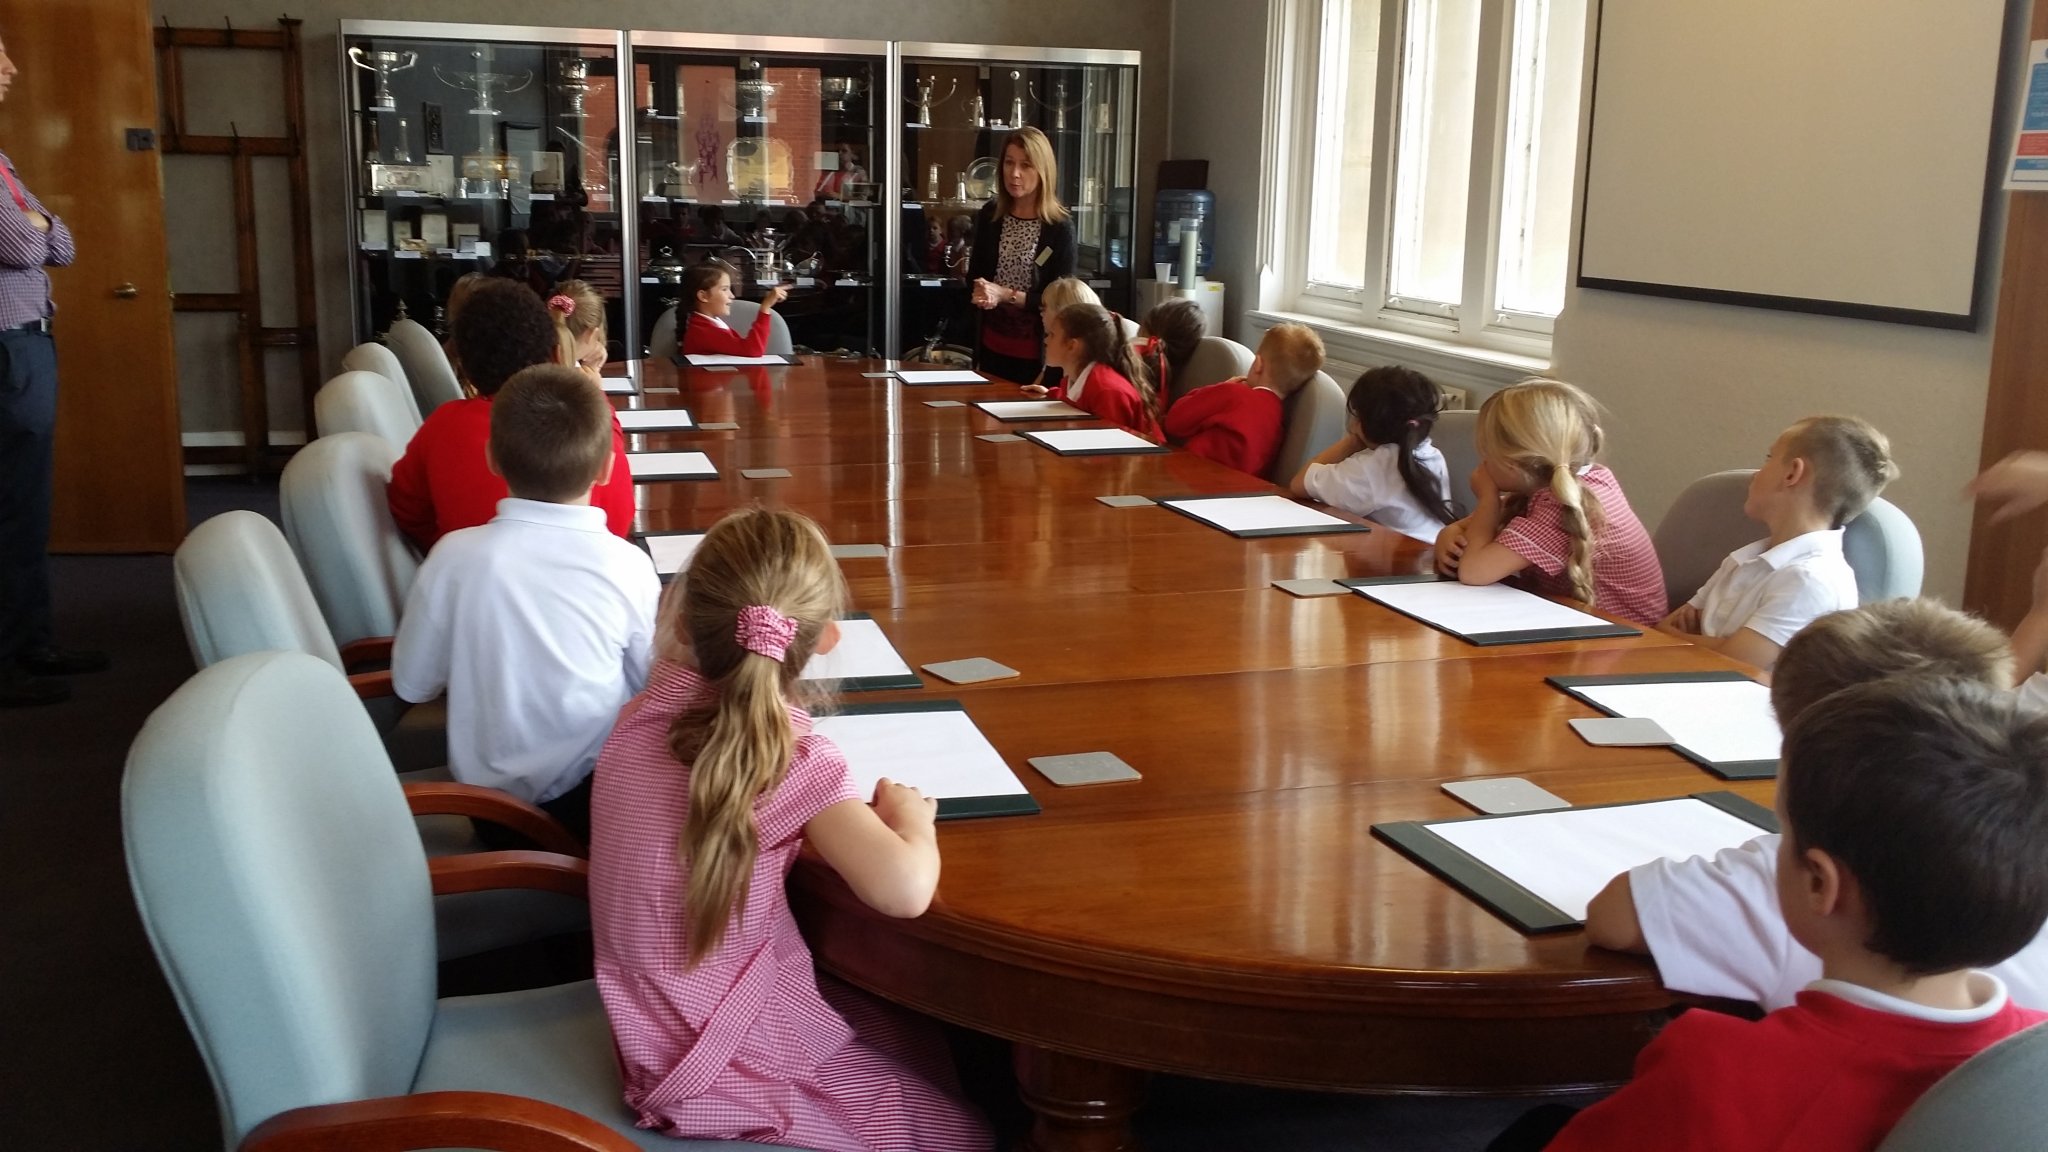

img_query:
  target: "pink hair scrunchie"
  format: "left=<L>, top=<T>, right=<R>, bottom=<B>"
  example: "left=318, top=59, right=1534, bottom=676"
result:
left=734, top=605, right=800, bottom=662
left=547, top=293, right=576, bottom=317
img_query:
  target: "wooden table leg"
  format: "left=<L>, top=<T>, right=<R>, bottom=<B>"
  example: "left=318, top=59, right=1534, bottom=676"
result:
left=1013, top=1044, right=1146, bottom=1152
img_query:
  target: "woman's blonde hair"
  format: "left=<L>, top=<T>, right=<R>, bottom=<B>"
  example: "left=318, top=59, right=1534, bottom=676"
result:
left=995, top=126, right=1069, bottom=225
left=548, top=278, right=607, bottom=369
left=1039, top=276, right=1099, bottom=317
left=1476, top=378, right=1607, bottom=606
left=664, top=508, right=845, bottom=966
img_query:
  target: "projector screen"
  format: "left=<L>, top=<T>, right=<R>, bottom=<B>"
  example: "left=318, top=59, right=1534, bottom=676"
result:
left=1576, top=0, right=2009, bottom=329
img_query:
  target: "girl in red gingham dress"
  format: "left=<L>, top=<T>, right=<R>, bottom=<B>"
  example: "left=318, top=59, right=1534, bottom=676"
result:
left=589, top=508, right=992, bottom=1152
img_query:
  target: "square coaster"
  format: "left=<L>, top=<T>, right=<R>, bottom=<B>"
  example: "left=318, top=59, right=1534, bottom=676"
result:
left=643, top=387, right=681, bottom=395
left=977, top=433, right=1025, bottom=444
left=1272, top=578, right=1351, bottom=597
left=861, top=371, right=896, bottom=378
left=830, top=543, right=888, bottom=559
left=921, top=657, right=1019, bottom=685
left=1029, top=751, right=1142, bottom=786
left=924, top=400, right=967, bottom=408
left=741, top=468, right=793, bottom=479
left=698, top=421, right=740, bottom=430
left=1095, top=494, right=1156, bottom=508
left=1569, top=717, right=1678, bottom=747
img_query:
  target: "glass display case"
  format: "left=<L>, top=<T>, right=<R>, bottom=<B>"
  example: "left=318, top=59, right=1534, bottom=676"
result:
left=628, top=34, right=890, bottom=358
left=341, top=23, right=630, bottom=361
left=896, top=44, right=1140, bottom=363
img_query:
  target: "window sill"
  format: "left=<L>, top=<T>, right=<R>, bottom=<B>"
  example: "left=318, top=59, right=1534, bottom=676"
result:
left=1246, top=309, right=1550, bottom=405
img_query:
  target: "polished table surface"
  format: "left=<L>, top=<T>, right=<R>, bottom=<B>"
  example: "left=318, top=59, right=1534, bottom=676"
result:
left=611, top=357, right=1769, bottom=1149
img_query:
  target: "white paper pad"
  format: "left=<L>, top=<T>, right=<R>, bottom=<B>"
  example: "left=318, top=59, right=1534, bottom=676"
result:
left=598, top=376, right=636, bottom=394
left=1571, top=680, right=1781, bottom=765
left=683, top=353, right=789, bottom=366
left=645, top=534, right=705, bottom=576
left=895, top=369, right=987, bottom=384
left=615, top=408, right=696, bottom=431
left=811, top=709, right=1033, bottom=804
left=1165, top=495, right=1354, bottom=534
left=1024, top=428, right=1161, bottom=453
left=1427, top=798, right=1772, bottom=921
left=974, top=400, right=1090, bottom=420
left=802, top=618, right=915, bottom=683
left=1351, top=581, right=1616, bottom=637
left=626, top=451, right=717, bottom=479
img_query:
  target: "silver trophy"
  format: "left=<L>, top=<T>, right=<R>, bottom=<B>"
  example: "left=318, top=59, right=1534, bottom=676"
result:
left=820, top=76, right=864, bottom=113
left=907, top=77, right=955, bottom=129
left=966, top=91, right=987, bottom=129
left=1031, top=79, right=1083, bottom=133
left=348, top=47, right=417, bottom=113
left=734, top=77, right=777, bottom=121
left=1007, top=71, right=1026, bottom=129
left=554, top=57, right=591, bottom=119
left=434, top=48, right=532, bottom=119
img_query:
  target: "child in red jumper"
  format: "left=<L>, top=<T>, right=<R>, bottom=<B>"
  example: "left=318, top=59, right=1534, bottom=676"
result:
left=679, top=263, right=788, bottom=358
left=1031, top=303, right=1162, bottom=442
left=1494, top=677, right=2048, bottom=1152
left=1163, top=323, right=1323, bottom=478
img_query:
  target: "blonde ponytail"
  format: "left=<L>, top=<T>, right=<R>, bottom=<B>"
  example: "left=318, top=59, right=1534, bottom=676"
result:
left=1548, top=465, right=1600, bottom=606
left=1477, top=378, right=1608, bottom=606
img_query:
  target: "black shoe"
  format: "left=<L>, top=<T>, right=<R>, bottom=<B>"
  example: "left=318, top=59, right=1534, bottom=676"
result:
left=0, top=669, right=69, bottom=707
left=17, top=645, right=110, bottom=676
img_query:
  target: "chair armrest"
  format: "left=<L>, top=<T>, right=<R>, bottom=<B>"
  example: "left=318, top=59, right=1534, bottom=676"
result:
left=339, top=635, right=396, bottom=670
left=350, top=669, right=397, bottom=700
left=403, top=781, right=587, bottom=857
left=240, top=1090, right=636, bottom=1151
left=429, top=851, right=589, bottom=901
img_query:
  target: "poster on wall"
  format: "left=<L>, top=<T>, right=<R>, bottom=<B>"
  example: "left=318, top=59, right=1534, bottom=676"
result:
left=2006, top=40, right=2048, bottom=190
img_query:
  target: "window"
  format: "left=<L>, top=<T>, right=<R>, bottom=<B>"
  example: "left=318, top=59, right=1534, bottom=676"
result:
left=1277, top=0, right=1588, bottom=349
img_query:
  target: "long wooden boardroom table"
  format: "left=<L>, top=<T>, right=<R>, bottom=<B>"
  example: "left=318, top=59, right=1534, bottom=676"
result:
left=611, top=355, right=1773, bottom=1152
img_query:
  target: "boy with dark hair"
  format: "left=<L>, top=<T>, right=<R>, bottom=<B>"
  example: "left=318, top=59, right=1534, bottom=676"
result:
left=393, top=365, right=660, bottom=841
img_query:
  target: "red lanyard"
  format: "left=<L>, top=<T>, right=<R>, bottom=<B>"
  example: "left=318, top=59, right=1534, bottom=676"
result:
left=0, top=162, right=29, bottom=213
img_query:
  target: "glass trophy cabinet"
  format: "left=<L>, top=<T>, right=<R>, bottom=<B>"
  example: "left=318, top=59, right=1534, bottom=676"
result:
left=896, top=44, right=1140, bottom=362
left=341, top=22, right=630, bottom=362
left=628, top=34, right=890, bottom=358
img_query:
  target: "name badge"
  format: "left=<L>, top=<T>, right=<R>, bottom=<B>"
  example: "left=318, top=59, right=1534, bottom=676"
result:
left=1035, top=246, right=1052, bottom=267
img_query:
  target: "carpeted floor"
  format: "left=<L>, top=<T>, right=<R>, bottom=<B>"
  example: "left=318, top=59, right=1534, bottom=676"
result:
left=0, top=476, right=1594, bottom=1151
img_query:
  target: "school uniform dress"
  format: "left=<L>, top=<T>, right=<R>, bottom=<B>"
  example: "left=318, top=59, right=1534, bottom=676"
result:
left=386, top=396, right=637, bottom=552
left=1628, top=835, right=2048, bottom=1012
left=1163, top=379, right=1285, bottom=478
left=1300, top=439, right=1452, bottom=543
left=1049, top=362, right=1162, bottom=442
left=1547, top=975, right=2047, bottom=1152
left=392, top=499, right=659, bottom=824
left=1688, top=528, right=1859, bottom=644
left=1495, top=464, right=1667, bottom=625
left=682, top=311, right=775, bottom=359
left=590, top=663, right=994, bottom=1152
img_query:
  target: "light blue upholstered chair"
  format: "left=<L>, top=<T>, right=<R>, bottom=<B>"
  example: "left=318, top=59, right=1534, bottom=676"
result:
left=1875, top=1024, right=2048, bottom=1151
left=385, top=315, right=465, bottom=415
left=314, top=369, right=420, bottom=447
left=1842, top=495, right=1925, bottom=602
left=341, top=341, right=422, bottom=424
left=649, top=305, right=681, bottom=360
left=1652, top=470, right=1759, bottom=610
left=1268, top=369, right=1349, bottom=484
left=279, top=432, right=418, bottom=650
left=1171, top=336, right=1254, bottom=404
left=1432, top=407, right=1481, bottom=518
left=124, top=652, right=771, bottom=1152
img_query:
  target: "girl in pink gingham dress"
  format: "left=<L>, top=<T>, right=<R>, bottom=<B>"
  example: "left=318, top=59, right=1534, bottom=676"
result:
left=590, top=509, right=992, bottom=1152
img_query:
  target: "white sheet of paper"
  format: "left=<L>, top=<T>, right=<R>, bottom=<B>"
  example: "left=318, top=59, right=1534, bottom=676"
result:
left=1165, top=495, right=1352, bottom=533
left=1571, top=680, right=1781, bottom=765
left=1026, top=428, right=1159, bottom=453
left=626, top=451, right=717, bottom=479
left=811, top=709, right=1033, bottom=803
left=895, top=369, right=988, bottom=384
left=1351, top=580, right=1616, bottom=636
left=1427, top=798, right=1771, bottom=921
left=801, top=617, right=914, bottom=682
left=598, top=376, right=636, bottom=394
left=645, top=534, right=705, bottom=576
left=975, top=400, right=1090, bottom=420
left=683, top=353, right=788, bottom=366
left=615, top=408, right=696, bottom=431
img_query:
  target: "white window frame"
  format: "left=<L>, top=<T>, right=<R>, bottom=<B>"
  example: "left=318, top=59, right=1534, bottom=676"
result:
left=1261, top=0, right=1579, bottom=361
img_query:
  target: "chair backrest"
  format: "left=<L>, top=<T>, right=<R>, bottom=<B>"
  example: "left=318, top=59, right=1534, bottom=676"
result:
left=1652, top=470, right=1760, bottom=609
left=124, top=651, right=437, bottom=1147
left=279, top=432, right=419, bottom=647
left=173, top=511, right=344, bottom=672
left=1172, top=336, right=1254, bottom=403
left=383, top=317, right=464, bottom=415
left=725, top=299, right=795, bottom=355
left=1268, top=370, right=1348, bottom=484
left=649, top=305, right=680, bottom=360
left=1876, top=1023, right=2048, bottom=1152
left=314, top=370, right=420, bottom=446
left=1843, top=496, right=1925, bottom=603
left=1433, top=408, right=1481, bottom=516
left=1117, top=314, right=1141, bottom=342
left=340, top=342, right=421, bottom=424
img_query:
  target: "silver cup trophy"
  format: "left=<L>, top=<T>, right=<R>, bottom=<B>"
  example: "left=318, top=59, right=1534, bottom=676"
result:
left=820, top=76, right=864, bottom=113
left=734, top=77, right=777, bottom=121
left=554, top=57, right=590, bottom=120
left=348, top=47, right=417, bottom=113
left=907, top=77, right=955, bottom=129
left=434, top=48, right=533, bottom=120
left=1008, top=71, right=1026, bottom=129
left=966, top=92, right=987, bottom=130
left=1031, top=79, right=1083, bottom=133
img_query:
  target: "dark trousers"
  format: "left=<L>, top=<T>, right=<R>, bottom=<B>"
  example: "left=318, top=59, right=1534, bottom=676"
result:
left=0, top=328, right=57, bottom=663
left=475, top=774, right=593, bottom=851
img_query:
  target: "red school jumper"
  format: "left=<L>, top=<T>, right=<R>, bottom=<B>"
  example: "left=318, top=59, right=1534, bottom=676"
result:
left=1049, top=362, right=1162, bottom=442
left=682, top=311, right=773, bottom=358
left=387, top=396, right=637, bottom=552
left=1162, top=378, right=1283, bottom=478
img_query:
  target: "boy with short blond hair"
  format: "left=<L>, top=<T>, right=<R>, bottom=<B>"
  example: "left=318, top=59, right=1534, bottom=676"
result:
left=1659, top=415, right=1898, bottom=670
left=1162, top=322, right=1326, bottom=478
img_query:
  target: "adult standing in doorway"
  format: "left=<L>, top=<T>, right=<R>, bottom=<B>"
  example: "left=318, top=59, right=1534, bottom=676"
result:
left=0, top=36, right=103, bottom=707
left=969, top=126, right=1076, bottom=384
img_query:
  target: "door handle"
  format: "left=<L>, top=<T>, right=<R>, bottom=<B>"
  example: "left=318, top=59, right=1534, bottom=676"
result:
left=113, top=283, right=138, bottom=299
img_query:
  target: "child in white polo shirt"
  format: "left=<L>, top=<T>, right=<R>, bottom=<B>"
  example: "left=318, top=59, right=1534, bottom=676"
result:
left=1657, top=415, right=1896, bottom=670
left=393, top=364, right=661, bottom=844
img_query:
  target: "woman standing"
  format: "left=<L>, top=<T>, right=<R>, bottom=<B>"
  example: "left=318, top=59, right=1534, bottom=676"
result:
left=968, top=127, right=1077, bottom=384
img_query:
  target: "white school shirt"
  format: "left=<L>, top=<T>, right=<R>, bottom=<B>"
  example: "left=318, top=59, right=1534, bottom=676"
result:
left=1063, top=362, right=1095, bottom=403
left=1300, top=439, right=1450, bottom=542
left=1687, top=529, right=1859, bottom=646
left=393, top=498, right=662, bottom=804
left=1630, top=834, right=2048, bottom=1012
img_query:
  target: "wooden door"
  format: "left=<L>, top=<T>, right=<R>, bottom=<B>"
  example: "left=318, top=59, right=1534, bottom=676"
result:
left=0, top=0, right=183, bottom=551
